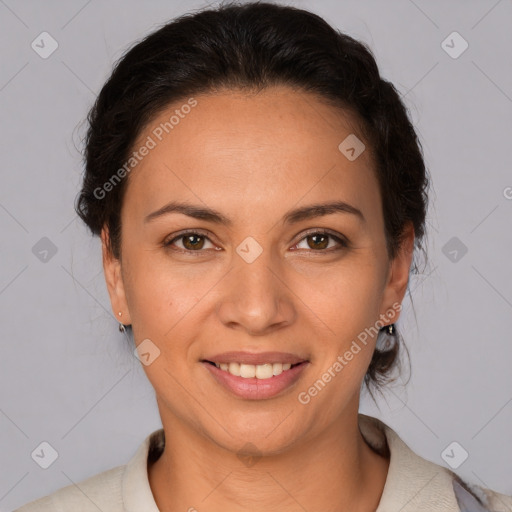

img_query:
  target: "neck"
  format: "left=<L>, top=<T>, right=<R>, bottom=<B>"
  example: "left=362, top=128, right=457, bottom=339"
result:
left=148, top=406, right=389, bottom=512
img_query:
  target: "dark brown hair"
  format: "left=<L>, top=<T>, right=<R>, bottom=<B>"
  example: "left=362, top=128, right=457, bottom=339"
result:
left=75, top=1, right=429, bottom=402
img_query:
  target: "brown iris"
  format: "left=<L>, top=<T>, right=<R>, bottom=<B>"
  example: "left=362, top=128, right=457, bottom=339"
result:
left=182, top=234, right=206, bottom=250
left=306, top=233, right=329, bottom=250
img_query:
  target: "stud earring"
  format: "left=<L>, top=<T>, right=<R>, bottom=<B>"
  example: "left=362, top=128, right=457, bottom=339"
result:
left=118, top=312, right=126, bottom=333
left=386, top=323, right=395, bottom=335
left=376, top=322, right=397, bottom=351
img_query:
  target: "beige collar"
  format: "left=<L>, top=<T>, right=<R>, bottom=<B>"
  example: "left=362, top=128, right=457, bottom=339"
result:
left=358, top=413, right=462, bottom=511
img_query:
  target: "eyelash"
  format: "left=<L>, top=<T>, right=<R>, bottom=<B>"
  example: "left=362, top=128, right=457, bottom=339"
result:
left=163, top=229, right=349, bottom=255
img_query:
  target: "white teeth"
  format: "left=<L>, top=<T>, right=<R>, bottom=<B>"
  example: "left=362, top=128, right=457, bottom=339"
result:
left=228, top=362, right=240, bottom=376
left=255, top=363, right=273, bottom=379
left=212, top=361, right=298, bottom=379
left=240, top=364, right=256, bottom=378
left=273, top=363, right=283, bottom=376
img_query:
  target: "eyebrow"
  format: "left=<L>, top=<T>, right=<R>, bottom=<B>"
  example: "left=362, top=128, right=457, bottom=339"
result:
left=144, top=200, right=365, bottom=226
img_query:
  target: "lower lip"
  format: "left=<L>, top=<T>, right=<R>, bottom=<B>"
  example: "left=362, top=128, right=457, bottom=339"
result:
left=202, top=361, right=309, bottom=400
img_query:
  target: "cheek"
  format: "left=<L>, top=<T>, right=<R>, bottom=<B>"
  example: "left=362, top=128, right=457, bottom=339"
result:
left=291, top=259, right=385, bottom=338
left=122, top=252, right=203, bottom=340
left=297, top=270, right=382, bottom=412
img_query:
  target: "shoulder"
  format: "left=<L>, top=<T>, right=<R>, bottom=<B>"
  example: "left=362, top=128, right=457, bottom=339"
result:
left=13, top=428, right=163, bottom=512
left=13, top=465, right=125, bottom=512
left=358, top=414, right=512, bottom=512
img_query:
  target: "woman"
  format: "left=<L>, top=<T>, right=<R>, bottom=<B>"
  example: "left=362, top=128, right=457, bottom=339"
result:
left=15, top=2, right=512, bottom=511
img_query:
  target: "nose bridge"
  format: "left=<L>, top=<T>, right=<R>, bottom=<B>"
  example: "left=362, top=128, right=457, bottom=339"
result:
left=237, top=240, right=277, bottom=299
left=216, top=237, right=294, bottom=334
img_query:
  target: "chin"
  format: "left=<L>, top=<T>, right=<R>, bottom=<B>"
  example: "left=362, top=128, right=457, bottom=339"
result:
left=204, top=410, right=310, bottom=456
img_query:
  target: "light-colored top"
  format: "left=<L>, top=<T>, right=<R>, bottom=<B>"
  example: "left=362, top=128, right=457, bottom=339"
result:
left=14, top=413, right=512, bottom=511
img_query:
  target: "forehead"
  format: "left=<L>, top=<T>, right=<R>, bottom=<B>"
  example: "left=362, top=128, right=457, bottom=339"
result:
left=124, top=86, right=378, bottom=219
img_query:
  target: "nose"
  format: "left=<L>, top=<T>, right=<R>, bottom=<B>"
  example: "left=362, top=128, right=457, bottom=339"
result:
left=215, top=245, right=296, bottom=336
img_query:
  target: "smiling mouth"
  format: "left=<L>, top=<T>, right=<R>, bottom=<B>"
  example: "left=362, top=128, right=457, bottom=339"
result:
left=202, top=360, right=305, bottom=380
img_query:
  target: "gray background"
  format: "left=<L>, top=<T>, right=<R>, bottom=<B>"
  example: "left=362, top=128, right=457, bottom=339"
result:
left=1, top=0, right=511, bottom=509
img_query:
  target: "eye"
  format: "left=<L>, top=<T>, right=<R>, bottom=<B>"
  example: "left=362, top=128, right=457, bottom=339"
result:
left=163, top=231, right=217, bottom=253
left=291, top=230, right=348, bottom=252
left=163, top=229, right=349, bottom=254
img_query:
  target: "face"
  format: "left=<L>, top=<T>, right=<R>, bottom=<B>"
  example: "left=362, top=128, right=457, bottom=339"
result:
left=102, top=86, right=414, bottom=454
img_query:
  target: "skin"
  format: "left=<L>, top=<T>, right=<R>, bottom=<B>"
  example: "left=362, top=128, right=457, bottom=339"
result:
left=102, top=85, right=414, bottom=512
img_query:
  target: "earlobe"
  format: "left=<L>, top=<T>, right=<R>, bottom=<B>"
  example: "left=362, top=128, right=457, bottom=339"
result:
left=100, top=226, right=132, bottom=325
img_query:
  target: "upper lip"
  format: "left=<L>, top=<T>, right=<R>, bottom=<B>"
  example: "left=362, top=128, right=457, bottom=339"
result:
left=202, top=351, right=308, bottom=365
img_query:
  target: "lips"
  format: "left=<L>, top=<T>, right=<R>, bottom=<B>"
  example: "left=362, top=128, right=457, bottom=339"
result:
left=202, top=359, right=310, bottom=399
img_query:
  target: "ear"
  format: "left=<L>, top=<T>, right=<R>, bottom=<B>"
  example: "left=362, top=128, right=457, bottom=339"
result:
left=379, top=221, right=415, bottom=322
left=101, top=226, right=132, bottom=325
